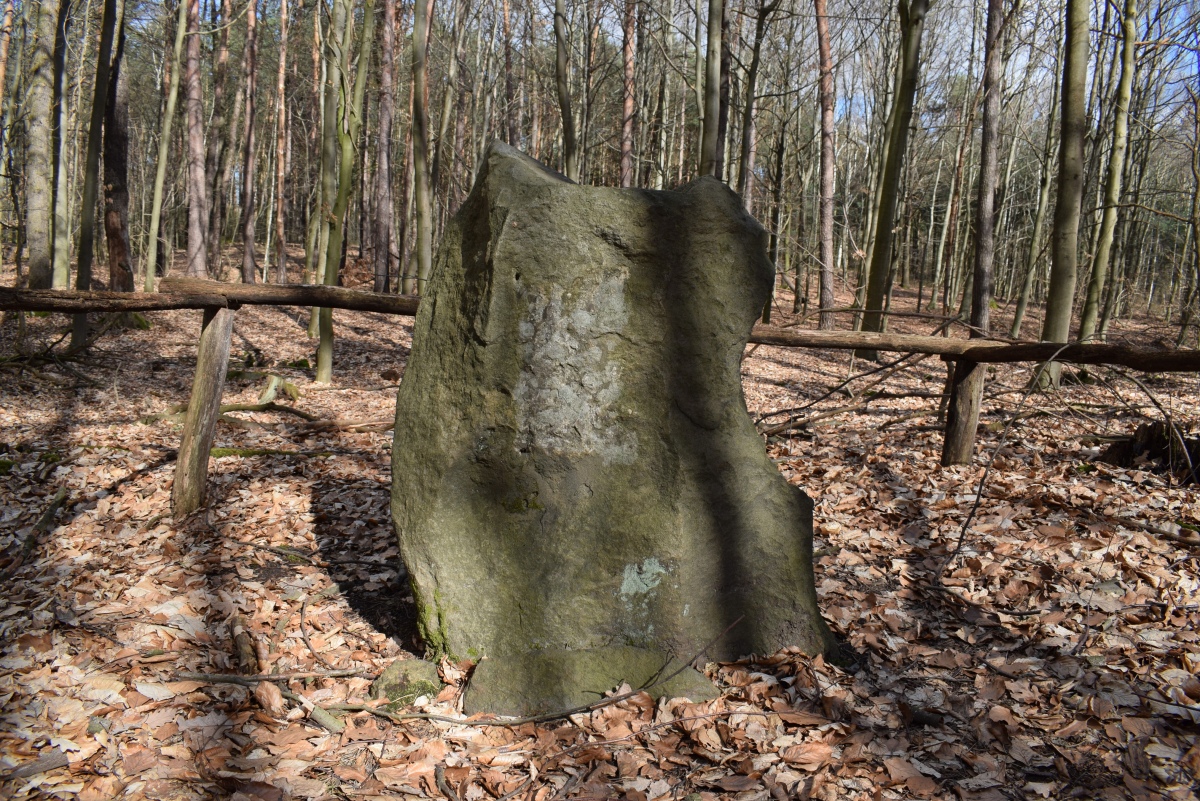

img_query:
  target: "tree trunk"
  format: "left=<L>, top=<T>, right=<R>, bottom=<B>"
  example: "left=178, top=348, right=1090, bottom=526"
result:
left=814, top=0, right=836, bottom=329
left=1077, top=0, right=1136, bottom=342
left=103, top=21, right=132, bottom=292
left=857, top=0, right=932, bottom=358
left=25, top=0, right=61, bottom=289
left=502, top=0, right=517, bottom=145
left=275, top=0, right=288, bottom=283
left=620, top=0, right=636, bottom=187
left=50, top=1, right=69, bottom=288
left=413, top=0, right=434, bottom=293
left=736, top=0, right=777, bottom=203
left=373, top=0, right=396, bottom=292
left=316, top=0, right=376, bottom=383
left=555, top=0, right=578, bottom=181
left=144, top=0, right=188, bottom=290
left=1010, top=37, right=1062, bottom=338
left=699, top=0, right=722, bottom=176
left=70, top=0, right=119, bottom=348
left=942, top=0, right=1001, bottom=466
left=1038, top=0, right=1089, bottom=388
left=240, top=0, right=260, bottom=284
left=184, top=0, right=208, bottom=277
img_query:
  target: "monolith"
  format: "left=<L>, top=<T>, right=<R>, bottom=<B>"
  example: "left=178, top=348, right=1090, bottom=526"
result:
left=392, top=142, right=834, bottom=715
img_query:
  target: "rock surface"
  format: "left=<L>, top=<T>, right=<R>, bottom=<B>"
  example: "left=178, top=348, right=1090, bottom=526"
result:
left=391, top=142, right=834, bottom=715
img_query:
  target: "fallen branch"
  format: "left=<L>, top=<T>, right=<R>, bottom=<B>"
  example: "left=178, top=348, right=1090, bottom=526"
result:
left=0, top=488, right=68, bottom=581
left=140, top=400, right=319, bottom=424
left=178, top=669, right=369, bottom=683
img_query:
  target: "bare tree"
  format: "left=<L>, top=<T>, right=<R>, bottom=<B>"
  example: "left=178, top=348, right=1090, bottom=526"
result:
left=858, top=0, right=933, bottom=358
left=184, top=0, right=209, bottom=277
left=103, top=19, right=132, bottom=292
left=239, top=0, right=260, bottom=284
left=1038, top=0, right=1089, bottom=387
left=814, top=0, right=836, bottom=329
left=1078, top=0, right=1137, bottom=341
left=942, top=0, right=1003, bottom=465
left=554, top=0, right=578, bottom=180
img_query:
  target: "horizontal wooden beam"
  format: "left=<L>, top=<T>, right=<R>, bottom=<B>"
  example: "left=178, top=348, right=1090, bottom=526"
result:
left=3, top=283, right=1196, bottom=372
left=158, top=277, right=421, bottom=315
left=0, top=287, right=232, bottom=312
left=747, top=327, right=1200, bottom=372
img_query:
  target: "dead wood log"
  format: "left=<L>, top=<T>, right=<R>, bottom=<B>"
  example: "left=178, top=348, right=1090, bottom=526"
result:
left=747, top=327, right=1200, bottom=372
left=159, top=276, right=420, bottom=315
left=0, top=286, right=230, bottom=312
left=172, top=307, right=235, bottom=517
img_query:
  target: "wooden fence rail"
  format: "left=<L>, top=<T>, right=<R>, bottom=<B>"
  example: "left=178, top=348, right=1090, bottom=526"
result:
left=4, top=279, right=1199, bottom=515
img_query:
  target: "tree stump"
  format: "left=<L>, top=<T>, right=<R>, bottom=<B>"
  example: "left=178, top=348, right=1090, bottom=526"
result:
left=391, top=142, right=835, bottom=714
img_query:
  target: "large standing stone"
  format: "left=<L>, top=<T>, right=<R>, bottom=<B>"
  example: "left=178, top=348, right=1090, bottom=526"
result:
left=391, top=142, right=835, bottom=715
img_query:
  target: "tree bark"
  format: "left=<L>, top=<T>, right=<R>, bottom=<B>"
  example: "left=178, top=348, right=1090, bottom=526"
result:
left=814, top=0, right=836, bottom=329
left=942, top=0, right=1002, bottom=466
left=24, top=0, right=61, bottom=288
left=554, top=0, right=578, bottom=181
left=172, top=307, right=236, bottom=517
left=274, top=0, right=289, bottom=283
left=1038, top=0, right=1089, bottom=387
left=239, top=0, right=260, bottom=284
left=857, top=0, right=932, bottom=357
left=1078, top=0, right=1136, bottom=342
left=145, top=0, right=189, bottom=290
left=70, top=0, right=119, bottom=348
left=699, top=0, right=722, bottom=176
left=413, top=0, right=434, bottom=293
left=373, top=0, right=396, bottom=292
left=184, top=0, right=209, bottom=277
left=316, top=0, right=376, bottom=384
left=1010, top=37, right=1062, bottom=338
left=103, top=20, right=133, bottom=292
left=736, top=0, right=777, bottom=203
left=620, top=0, right=636, bottom=187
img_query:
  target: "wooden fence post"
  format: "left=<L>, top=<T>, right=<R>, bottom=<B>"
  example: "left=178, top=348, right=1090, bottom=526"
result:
left=172, top=306, right=236, bottom=517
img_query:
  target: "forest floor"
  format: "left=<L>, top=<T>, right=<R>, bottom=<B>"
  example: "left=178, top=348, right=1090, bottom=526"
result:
left=1, top=255, right=1198, bottom=801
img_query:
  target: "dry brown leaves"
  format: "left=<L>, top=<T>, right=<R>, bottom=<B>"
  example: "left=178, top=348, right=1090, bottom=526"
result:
left=0, top=278, right=1197, bottom=801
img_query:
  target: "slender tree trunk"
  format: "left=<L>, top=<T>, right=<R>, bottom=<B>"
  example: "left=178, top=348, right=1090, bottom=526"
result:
left=184, top=0, right=208, bottom=277
left=736, top=0, right=777, bottom=203
left=204, top=0, right=232, bottom=272
left=240, top=0, right=260, bottom=284
left=275, top=0, right=288, bottom=283
left=942, top=0, right=1001, bottom=466
left=814, top=0, right=836, bottom=329
left=432, top=0, right=463, bottom=192
left=620, top=0, right=636, bottom=187
left=373, top=0, right=396, bottom=292
left=502, top=0, right=517, bottom=145
left=144, top=0, right=188, bottom=290
left=70, top=0, right=118, bottom=347
left=555, top=0, right=578, bottom=180
left=1078, top=0, right=1136, bottom=342
left=857, top=0, right=932, bottom=358
left=103, top=21, right=133, bottom=292
left=1010, top=39, right=1062, bottom=338
left=413, top=0, right=434, bottom=292
left=699, top=0, right=722, bottom=176
left=715, top=8, right=731, bottom=180
left=50, top=1, right=69, bottom=288
left=1038, top=0, right=1089, bottom=387
left=25, top=0, right=62, bottom=288
left=316, top=0, right=376, bottom=383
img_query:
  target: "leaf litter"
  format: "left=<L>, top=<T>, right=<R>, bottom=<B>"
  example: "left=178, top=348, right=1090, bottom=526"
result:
left=1, top=282, right=1198, bottom=801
